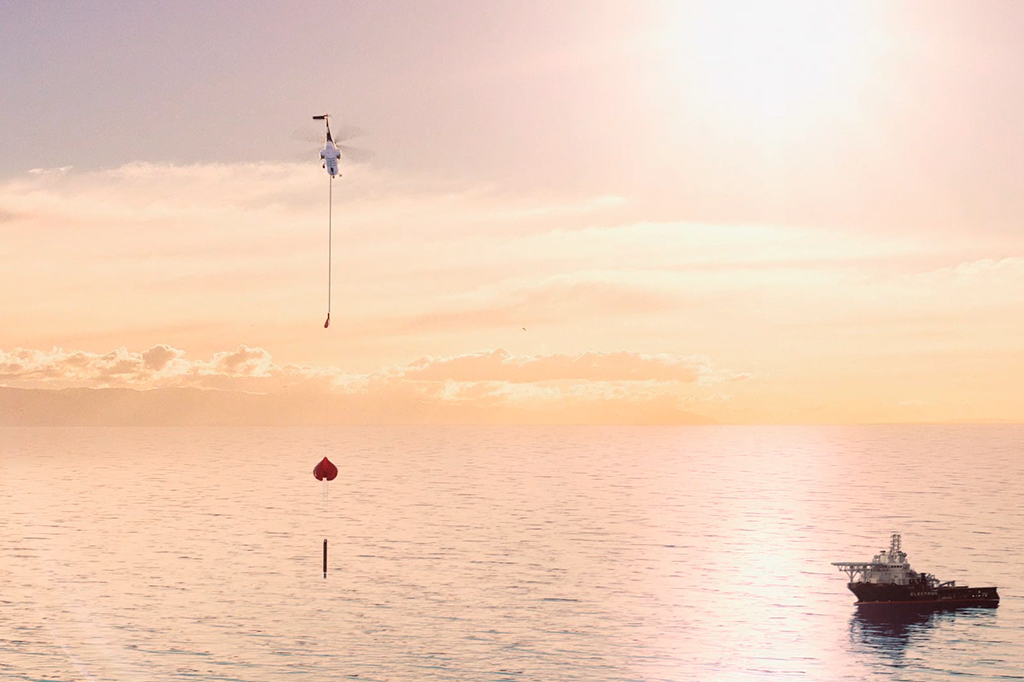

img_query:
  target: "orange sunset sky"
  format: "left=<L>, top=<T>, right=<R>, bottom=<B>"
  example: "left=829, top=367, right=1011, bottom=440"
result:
left=2, top=1, right=1023, bottom=424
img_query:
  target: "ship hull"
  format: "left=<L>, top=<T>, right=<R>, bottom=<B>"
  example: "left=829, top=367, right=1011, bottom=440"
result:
left=848, top=582, right=999, bottom=606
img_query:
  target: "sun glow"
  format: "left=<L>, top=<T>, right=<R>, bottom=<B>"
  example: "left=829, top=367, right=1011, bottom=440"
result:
left=670, top=1, right=876, bottom=131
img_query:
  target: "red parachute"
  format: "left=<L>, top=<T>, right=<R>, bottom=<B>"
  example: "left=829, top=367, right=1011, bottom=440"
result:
left=313, top=456, right=338, bottom=481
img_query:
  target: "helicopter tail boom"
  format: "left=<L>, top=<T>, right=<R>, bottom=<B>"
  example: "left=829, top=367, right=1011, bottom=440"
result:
left=313, top=114, right=333, bottom=142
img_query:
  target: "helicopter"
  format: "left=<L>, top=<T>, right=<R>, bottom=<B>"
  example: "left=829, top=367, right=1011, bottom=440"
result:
left=310, top=114, right=370, bottom=328
left=312, top=114, right=342, bottom=177
left=311, top=114, right=372, bottom=175
left=309, top=115, right=371, bottom=329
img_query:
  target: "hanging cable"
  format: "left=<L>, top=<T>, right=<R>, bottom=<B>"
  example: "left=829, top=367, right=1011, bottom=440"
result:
left=324, top=176, right=332, bottom=328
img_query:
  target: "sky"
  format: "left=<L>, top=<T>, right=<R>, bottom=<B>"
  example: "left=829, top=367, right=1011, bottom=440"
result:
left=2, top=0, right=1024, bottom=424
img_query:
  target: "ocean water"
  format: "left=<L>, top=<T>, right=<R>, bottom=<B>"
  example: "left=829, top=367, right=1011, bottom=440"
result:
left=1, top=425, right=1023, bottom=681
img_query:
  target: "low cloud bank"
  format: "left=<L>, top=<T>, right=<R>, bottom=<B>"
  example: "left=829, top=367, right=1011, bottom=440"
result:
left=0, top=345, right=735, bottom=425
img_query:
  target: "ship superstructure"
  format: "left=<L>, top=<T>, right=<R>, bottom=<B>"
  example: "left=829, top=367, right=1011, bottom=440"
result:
left=832, top=534, right=998, bottom=606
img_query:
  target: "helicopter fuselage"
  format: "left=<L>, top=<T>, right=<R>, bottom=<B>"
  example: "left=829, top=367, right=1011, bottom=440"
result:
left=320, top=139, right=341, bottom=177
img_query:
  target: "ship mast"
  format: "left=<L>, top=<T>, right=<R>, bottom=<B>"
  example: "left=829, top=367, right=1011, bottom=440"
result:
left=832, top=533, right=909, bottom=583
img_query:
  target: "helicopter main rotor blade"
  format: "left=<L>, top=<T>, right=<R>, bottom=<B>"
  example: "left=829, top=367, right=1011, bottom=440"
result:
left=289, top=147, right=323, bottom=162
left=338, top=145, right=374, bottom=163
left=292, top=123, right=367, bottom=143
left=331, top=124, right=368, bottom=143
left=291, top=126, right=323, bottom=144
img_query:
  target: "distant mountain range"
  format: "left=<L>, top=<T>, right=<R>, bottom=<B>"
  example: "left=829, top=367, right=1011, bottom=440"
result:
left=0, top=387, right=714, bottom=426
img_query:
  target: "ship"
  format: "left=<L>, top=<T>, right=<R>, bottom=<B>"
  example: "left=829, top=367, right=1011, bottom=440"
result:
left=832, top=534, right=999, bottom=606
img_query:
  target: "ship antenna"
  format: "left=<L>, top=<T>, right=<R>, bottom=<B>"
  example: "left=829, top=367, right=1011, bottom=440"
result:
left=890, top=533, right=901, bottom=554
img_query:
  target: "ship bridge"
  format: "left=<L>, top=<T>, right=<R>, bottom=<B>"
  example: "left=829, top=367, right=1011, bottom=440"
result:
left=832, top=533, right=927, bottom=585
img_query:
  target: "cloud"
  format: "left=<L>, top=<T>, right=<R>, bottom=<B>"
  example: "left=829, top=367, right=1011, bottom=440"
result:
left=142, top=344, right=183, bottom=371
left=0, top=344, right=742, bottom=424
left=0, top=161, right=624, bottom=245
left=6, top=160, right=1021, bottom=426
left=400, top=348, right=703, bottom=383
left=211, top=345, right=273, bottom=376
left=28, top=166, right=73, bottom=177
left=0, top=344, right=332, bottom=392
left=0, top=160, right=647, bottom=354
left=378, top=278, right=681, bottom=335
